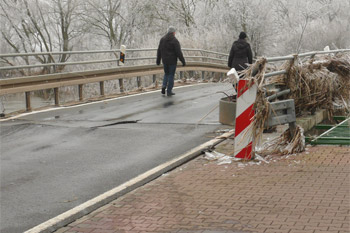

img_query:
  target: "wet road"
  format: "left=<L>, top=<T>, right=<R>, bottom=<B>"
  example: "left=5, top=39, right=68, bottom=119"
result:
left=0, top=83, right=235, bottom=233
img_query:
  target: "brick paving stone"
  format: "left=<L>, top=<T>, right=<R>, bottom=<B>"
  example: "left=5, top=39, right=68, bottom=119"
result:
left=55, top=145, right=349, bottom=233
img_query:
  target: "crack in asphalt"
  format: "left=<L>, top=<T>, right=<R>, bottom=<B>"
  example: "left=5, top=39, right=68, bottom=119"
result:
left=93, top=120, right=141, bottom=128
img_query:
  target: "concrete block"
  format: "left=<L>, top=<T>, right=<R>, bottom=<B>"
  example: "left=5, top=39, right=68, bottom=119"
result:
left=296, top=118, right=311, bottom=131
left=315, top=109, right=327, bottom=124
left=296, top=109, right=327, bottom=132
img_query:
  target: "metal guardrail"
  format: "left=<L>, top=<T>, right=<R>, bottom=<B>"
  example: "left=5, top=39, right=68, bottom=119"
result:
left=0, top=48, right=349, bottom=113
left=0, top=62, right=229, bottom=94
left=267, top=99, right=297, bottom=136
left=0, top=48, right=228, bottom=71
left=0, top=61, right=230, bottom=111
left=265, top=49, right=350, bottom=62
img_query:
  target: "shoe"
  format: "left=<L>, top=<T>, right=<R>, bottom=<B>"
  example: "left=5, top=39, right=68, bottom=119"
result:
left=167, top=92, right=175, bottom=96
left=161, top=88, right=165, bottom=95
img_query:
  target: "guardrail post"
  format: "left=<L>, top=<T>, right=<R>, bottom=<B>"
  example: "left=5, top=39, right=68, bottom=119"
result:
left=180, top=71, right=184, bottom=80
left=202, top=71, right=205, bottom=80
left=78, top=84, right=83, bottom=101
left=54, top=88, right=59, bottom=106
left=99, top=81, right=105, bottom=96
left=190, top=71, right=194, bottom=78
left=153, top=74, right=158, bottom=88
left=119, top=79, right=124, bottom=92
left=211, top=72, right=215, bottom=81
left=25, top=92, right=32, bottom=111
left=137, top=76, right=141, bottom=89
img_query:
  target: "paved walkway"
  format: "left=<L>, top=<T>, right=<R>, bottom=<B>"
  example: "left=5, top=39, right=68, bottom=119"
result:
left=56, top=145, right=349, bottom=233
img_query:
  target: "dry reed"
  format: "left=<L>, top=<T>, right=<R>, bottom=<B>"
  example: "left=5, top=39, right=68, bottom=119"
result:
left=238, top=53, right=349, bottom=157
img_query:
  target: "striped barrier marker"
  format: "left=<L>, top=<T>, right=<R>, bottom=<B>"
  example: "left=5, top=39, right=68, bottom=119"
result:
left=234, top=79, right=258, bottom=160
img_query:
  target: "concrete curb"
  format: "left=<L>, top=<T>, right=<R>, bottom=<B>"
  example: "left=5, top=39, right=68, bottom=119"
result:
left=24, top=130, right=235, bottom=233
left=296, top=109, right=327, bottom=132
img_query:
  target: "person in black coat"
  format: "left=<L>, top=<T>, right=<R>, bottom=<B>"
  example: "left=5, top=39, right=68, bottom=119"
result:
left=228, top=32, right=253, bottom=73
left=156, top=26, right=186, bottom=96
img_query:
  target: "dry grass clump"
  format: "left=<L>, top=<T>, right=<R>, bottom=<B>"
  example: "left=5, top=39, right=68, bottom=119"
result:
left=258, top=125, right=305, bottom=156
left=327, top=57, right=350, bottom=77
left=268, top=54, right=350, bottom=117
left=288, top=65, right=338, bottom=116
left=240, top=58, right=269, bottom=146
left=239, top=58, right=302, bottom=157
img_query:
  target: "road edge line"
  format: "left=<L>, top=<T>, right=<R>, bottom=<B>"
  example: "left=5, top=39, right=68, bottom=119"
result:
left=24, top=129, right=235, bottom=233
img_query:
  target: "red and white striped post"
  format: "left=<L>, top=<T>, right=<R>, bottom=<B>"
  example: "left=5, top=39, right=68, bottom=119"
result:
left=234, top=79, right=258, bottom=160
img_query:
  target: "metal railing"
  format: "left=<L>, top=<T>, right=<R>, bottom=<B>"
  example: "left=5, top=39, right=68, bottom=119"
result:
left=0, top=48, right=228, bottom=72
left=266, top=49, right=350, bottom=62
left=263, top=48, right=350, bottom=88
left=0, top=48, right=349, bottom=114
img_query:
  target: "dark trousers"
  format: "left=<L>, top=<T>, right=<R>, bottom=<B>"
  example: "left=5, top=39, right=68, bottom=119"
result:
left=162, top=64, right=177, bottom=94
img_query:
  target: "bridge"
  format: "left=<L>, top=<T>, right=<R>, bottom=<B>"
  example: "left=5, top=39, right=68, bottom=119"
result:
left=0, top=48, right=349, bottom=233
left=1, top=48, right=348, bottom=114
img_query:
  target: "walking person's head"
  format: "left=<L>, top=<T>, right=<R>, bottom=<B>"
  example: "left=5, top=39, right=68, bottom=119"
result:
left=239, top=32, right=247, bottom=40
left=168, top=26, right=176, bottom=35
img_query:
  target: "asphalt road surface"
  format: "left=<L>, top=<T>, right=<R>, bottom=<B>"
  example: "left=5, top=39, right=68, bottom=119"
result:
left=0, top=83, right=235, bottom=233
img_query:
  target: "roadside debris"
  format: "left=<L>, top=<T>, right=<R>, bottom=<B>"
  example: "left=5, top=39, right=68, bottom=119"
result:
left=257, top=125, right=306, bottom=156
left=267, top=54, right=350, bottom=117
left=240, top=53, right=350, bottom=157
left=203, top=149, right=274, bottom=166
left=204, top=150, right=240, bottom=165
left=215, top=53, right=349, bottom=161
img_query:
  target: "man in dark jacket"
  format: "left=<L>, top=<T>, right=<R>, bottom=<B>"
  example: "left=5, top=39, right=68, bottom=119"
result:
left=228, top=32, right=253, bottom=73
left=156, top=26, right=186, bottom=96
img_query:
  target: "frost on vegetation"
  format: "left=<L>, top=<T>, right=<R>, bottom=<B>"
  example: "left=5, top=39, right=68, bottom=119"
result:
left=1, top=0, right=349, bottom=63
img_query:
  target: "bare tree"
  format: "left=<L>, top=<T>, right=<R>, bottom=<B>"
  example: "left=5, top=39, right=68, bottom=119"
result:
left=169, top=0, right=198, bottom=27
left=0, top=0, right=83, bottom=74
left=273, top=0, right=345, bottom=53
left=80, top=0, right=149, bottom=49
left=295, top=2, right=330, bottom=53
left=151, top=0, right=198, bottom=28
left=1, top=0, right=349, bottom=67
left=81, top=0, right=125, bottom=49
